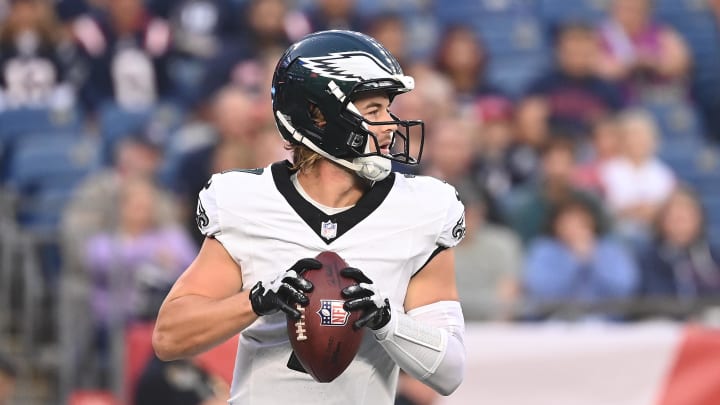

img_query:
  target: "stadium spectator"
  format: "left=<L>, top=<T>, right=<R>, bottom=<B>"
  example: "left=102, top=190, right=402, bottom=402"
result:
left=83, top=177, right=195, bottom=385
left=53, top=0, right=90, bottom=23
left=364, top=12, right=409, bottom=68
left=0, top=354, right=16, bottom=405
left=135, top=355, right=229, bottom=405
left=435, top=25, right=506, bottom=109
left=469, top=96, right=535, bottom=203
left=504, top=97, right=548, bottom=186
left=149, top=0, right=235, bottom=51
left=599, top=109, right=675, bottom=246
left=171, top=86, right=263, bottom=246
left=387, top=65, right=456, bottom=175
left=147, top=0, right=237, bottom=106
left=515, top=95, right=550, bottom=147
left=303, top=0, right=362, bottom=32
left=596, top=0, right=691, bottom=102
left=523, top=23, right=624, bottom=141
left=0, top=0, right=78, bottom=110
left=0, top=0, right=8, bottom=21
left=194, top=0, right=309, bottom=107
left=239, top=0, right=307, bottom=55
left=61, top=131, right=179, bottom=274
left=637, top=186, right=720, bottom=301
left=508, top=137, right=607, bottom=244
left=522, top=197, right=638, bottom=320
left=72, top=0, right=172, bottom=110
left=454, top=183, right=522, bottom=321
left=572, top=116, right=622, bottom=197
left=419, top=117, right=477, bottom=186
left=395, top=64, right=457, bottom=126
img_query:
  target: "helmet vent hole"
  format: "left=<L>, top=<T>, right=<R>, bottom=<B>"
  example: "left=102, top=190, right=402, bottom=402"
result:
left=308, top=103, right=327, bottom=128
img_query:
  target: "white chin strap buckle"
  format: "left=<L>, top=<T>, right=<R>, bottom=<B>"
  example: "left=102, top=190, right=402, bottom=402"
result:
left=353, top=155, right=392, bottom=181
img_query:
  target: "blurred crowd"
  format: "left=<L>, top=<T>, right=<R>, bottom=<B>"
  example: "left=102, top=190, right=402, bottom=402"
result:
left=1, top=0, right=720, bottom=403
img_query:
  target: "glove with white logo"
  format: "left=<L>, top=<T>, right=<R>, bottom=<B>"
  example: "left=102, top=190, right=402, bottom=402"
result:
left=250, top=258, right=321, bottom=319
left=340, top=267, right=392, bottom=330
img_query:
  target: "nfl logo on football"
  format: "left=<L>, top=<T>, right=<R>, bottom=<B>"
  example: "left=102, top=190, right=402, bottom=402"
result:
left=320, top=220, right=338, bottom=240
left=318, top=300, right=350, bottom=326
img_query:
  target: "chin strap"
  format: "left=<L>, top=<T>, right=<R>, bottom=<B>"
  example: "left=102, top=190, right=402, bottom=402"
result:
left=275, top=110, right=391, bottom=181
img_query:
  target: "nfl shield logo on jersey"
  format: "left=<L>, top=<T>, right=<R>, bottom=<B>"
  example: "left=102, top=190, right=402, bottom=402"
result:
left=320, top=220, right=338, bottom=240
left=318, top=300, right=350, bottom=326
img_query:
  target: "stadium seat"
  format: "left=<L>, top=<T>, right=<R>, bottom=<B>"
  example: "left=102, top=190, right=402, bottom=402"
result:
left=356, top=0, right=424, bottom=16
left=0, top=107, right=83, bottom=138
left=475, top=14, right=549, bottom=54
left=643, top=98, right=706, bottom=142
left=98, top=103, right=181, bottom=164
left=97, top=104, right=154, bottom=164
left=536, top=0, right=609, bottom=24
left=654, top=0, right=710, bottom=17
left=0, top=107, right=84, bottom=181
left=432, top=0, right=535, bottom=26
left=124, top=321, right=238, bottom=399
left=7, top=133, right=100, bottom=231
left=658, top=144, right=700, bottom=177
left=487, top=51, right=550, bottom=96
left=702, top=194, right=720, bottom=242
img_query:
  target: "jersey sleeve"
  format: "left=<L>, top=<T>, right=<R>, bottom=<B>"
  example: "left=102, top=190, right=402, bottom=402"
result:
left=196, top=175, right=221, bottom=238
left=436, top=184, right=466, bottom=248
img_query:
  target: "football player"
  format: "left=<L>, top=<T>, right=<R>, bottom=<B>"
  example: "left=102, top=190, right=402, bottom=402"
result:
left=153, top=30, right=467, bottom=404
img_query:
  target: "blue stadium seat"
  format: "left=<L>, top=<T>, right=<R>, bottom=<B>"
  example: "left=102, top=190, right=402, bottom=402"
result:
left=536, top=0, right=608, bottom=24
left=98, top=104, right=154, bottom=163
left=702, top=195, right=720, bottom=246
left=487, top=51, right=550, bottom=96
left=97, top=103, right=180, bottom=164
left=432, top=0, right=535, bottom=26
left=643, top=98, right=706, bottom=142
left=0, top=107, right=83, bottom=138
left=356, top=0, right=424, bottom=16
left=657, top=142, right=701, bottom=177
left=0, top=107, right=84, bottom=181
left=654, top=0, right=711, bottom=17
left=475, top=14, right=549, bottom=54
left=8, top=134, right=100, bottom=231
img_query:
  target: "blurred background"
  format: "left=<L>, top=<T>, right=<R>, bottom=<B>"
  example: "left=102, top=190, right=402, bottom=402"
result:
left=1, top=0, right=720, bottom=404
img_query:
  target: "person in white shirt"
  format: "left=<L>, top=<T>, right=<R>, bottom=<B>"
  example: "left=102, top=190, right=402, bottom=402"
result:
left=600, top=109, right=675, bottom=243
left=152, top=30, right=467, bottom=405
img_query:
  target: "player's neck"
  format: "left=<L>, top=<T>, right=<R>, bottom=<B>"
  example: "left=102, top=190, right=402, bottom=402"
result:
left=296, top=160, right=367, bottom=208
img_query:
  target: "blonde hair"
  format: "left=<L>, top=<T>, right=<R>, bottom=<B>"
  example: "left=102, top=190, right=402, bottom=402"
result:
left=287, top=144, right=323, bottom=172
left=617, top=108, right=659, bottom=141
left=286, top=103, right=327, bottom=172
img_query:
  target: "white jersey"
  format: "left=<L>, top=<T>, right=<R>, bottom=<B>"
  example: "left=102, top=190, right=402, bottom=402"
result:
left=196, top=161, right=465, bottom=405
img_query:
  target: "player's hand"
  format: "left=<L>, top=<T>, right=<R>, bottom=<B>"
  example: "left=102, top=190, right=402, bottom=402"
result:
left=340, top=267, right=391, bottom=331
left=250, top=258, right=321, bottom=319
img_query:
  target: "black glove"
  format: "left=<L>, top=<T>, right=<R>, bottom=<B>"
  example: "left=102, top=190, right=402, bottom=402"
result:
left=250, top=258, right=321, bottom=319
left=340, top=267, right=392, bottom=330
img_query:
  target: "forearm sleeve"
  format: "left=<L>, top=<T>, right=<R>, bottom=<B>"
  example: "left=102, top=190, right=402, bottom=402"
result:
left=372, top=301, right=465, bottom=395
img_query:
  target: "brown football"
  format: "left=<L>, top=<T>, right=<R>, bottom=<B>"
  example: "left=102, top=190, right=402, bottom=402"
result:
left=286, top=251, right=365, bottom=382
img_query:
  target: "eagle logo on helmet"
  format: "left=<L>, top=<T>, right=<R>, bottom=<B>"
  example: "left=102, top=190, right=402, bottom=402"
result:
left=298, top=51, right=395, bottom=82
